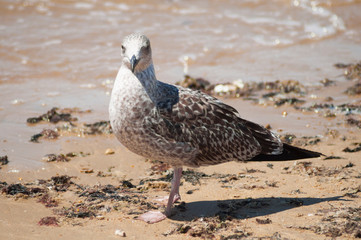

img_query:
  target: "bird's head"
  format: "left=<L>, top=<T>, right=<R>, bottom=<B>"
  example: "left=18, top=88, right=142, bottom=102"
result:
left=121, top=33, right=152, bottom=73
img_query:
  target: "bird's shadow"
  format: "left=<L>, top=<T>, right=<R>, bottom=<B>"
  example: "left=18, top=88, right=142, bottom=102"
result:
left=170, top=195, right=347, bottom=222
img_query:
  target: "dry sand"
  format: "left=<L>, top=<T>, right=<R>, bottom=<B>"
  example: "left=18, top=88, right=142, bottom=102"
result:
left=1, top=71, right=361, bottom=240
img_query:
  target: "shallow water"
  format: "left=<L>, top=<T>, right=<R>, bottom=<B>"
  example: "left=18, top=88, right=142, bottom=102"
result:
left=0, top=0, right=360, bottom=169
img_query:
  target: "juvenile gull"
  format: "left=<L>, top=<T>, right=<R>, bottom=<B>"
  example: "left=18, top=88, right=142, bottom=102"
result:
left=109, top=33, right=322, bottom=223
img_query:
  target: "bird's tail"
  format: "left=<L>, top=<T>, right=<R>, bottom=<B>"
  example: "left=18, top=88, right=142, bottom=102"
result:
left=250, top=143, right=323, bottom=161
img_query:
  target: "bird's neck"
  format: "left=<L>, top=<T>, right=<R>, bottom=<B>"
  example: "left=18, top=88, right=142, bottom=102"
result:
left=135, top=63, right=157, bottom=90
left=134, top=63, right=179, bottom=110
left=134, top=63, right=159, bottom=102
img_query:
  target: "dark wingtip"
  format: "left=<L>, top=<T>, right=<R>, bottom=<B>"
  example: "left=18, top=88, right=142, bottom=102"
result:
left=250, top=143, right=323, bottom=162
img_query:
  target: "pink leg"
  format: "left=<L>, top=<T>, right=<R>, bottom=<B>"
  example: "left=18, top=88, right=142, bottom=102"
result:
left=165, top=167, right=182, bottom=216
left=155, top=167, right=182, bottom=204
left=137, top=167, right=183, bottom=223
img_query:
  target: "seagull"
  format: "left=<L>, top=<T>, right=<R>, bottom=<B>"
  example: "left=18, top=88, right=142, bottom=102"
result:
left=109, top=33, right=322, bottom=223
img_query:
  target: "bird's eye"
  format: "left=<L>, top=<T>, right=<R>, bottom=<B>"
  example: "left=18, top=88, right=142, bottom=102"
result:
left=121, top=45, right=126, bottom=53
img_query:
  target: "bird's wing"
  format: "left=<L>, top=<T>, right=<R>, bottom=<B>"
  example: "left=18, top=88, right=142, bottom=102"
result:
left=148, top=86, right=283, bottom=166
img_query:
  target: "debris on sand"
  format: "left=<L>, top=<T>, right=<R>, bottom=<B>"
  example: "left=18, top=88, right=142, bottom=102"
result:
left=0, top=156, right=9, bottom=168
left=30, top=120, right=113, bottom=142
left=176, top=75, right=211, bottom=92
left=38, top=193, right=58, bottom=207
left=299, top=207, right=361, bottom=238
left=182, top=169, right=210, bottom=186
left=344, top=80, right=361, bottom=95
left=122, top=180, right=135, bottom=189
left=273, top=97, right=305, bottom=107
left=212, top=80, right=253, bottom=97
left=57, top=120, right=113, bottom=136
left=280, top=134, right=297, bottom=144
left=140, top=169, right=210, bottom=187
left=320, top=78, right=336, bottom=87
left=38, top=216, right=59, bottom=226
left=96, top=171, right=112, bottom=178
left=164, top=215, right=254, bottom=239
left=27, top=108, right=113, bottom=141
left=82, top=121, right=113, bottom=135
left=177, top=75, right=308, bottom=101
left=295, top=102, right=361, bottom=117
left=50, top=175, right=73, bottom=192
left=115, top=229, right=126, bottom=237
left=175, top=217, right=229, bottom=239
left=0, top=182, right=7, bottom=188
left=346, top=118, right=361, bottom=129
left=1, top=183, right=44, bottom=197
left=257, top=80, right=306, bottom=94
left=2, top=183, right=30, bottom=196
left=104, top=148, right=115, bottom=155
left=80, top=168, right=94, bottom=174
left=212, top=79, right=306, bottom=100
left=342, top=185, right=361, bottom=198
left=30, top=129, right=59, bottom=143
left=335, top=61, right=361, bottom=80
left=283, top=161, right=354, bottom=178
left=55, top=204, right=97, bottom=219
left=343, top=143, right=361, bottom=153
left=42, top=154, right=69, bottom=162
left=42, top=152, right=89, bottom=162
left=256, top=218, right=272, bottom=224
left=279, top=134, right=321, bottom=147
left=27, top=107, right=79, bottom=124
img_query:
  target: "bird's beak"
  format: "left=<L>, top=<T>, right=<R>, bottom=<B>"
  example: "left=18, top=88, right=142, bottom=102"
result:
left=130, top=55, right=139, bottom=73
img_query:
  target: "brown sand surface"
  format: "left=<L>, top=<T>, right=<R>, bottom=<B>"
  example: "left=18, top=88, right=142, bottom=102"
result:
left=1, top=75, right=360, bottom=239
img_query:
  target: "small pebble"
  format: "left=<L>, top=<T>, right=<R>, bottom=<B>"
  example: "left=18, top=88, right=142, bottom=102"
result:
left=105, top=148, right=115, bottom=155
left=80, top=168, right=94, bottom=174
left=115, top=229, right=126, bottom=237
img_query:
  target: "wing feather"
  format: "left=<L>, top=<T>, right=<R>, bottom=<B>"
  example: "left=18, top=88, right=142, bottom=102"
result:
left=150, top=87, right=278, bottom=166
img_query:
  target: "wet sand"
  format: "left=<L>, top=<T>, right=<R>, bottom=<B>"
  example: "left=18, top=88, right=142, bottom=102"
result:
left=1, top=67, right=360, bottom=239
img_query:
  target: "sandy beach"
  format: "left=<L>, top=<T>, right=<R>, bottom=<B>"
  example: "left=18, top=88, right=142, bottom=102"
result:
left=1, top=65, right=361, bottom=239
left=1, top=1, right=361, bottom=239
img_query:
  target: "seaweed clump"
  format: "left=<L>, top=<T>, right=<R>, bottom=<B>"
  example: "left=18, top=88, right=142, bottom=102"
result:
left=311, top=207, right=361, bottom=238
left=42, top=152, right=89, bottom=162
left=50, top=175, right=73, bottom=192
left=335, top=62, right=361, bottom=80
left=176, top=75, right=211, bottom=92
left=343, top=143, right=361, bottom=153
left=1, top=183, right=44, bottom=196
left=27, top=107, right=78, bottom=124
left=283, top=161, right=354, bottom=178
left=30, top=129, right=59, bottom=143
left=38, top=216, right=59, bottom=226
left=346, top=118, right=361, bottom=129
left=0, top=156, right=9, bottom=169
left=57, top=120, right=113, bottom=136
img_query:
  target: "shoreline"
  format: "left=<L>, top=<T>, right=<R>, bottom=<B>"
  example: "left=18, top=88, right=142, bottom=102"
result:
left=1, top=64, right=361, bottom=239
